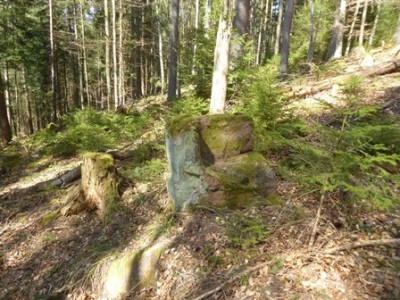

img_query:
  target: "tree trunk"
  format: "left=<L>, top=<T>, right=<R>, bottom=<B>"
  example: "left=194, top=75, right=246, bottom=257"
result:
left=359, top=0, right=368, bottom=47
left=118, top=0, right=124, bottom=106
left=0, top=72, right=12, bottom=146
left=231, top=0, right=250, bottom=60
left=345, top=0, right=361, bottom=56
left=274, top=0, right=284, bottom=55
left=49, top=0, right=58, bottom=122
left=79, top=0, right=90, bottom=106
left=104, top=0, right=111, bottom=110
left=111, top=0, right=118, bottom=108
left=167, top=0, right=179, bottom=102
left=210, top=17, right=231, bottom=114
left=326, top=0, right=346, bottom=60
left=368, top=0, right=380, bottom=47
left=155, top=0, right=165, bottom=94
left=192, top=0, right=200, bottom=75
left=279, top=0, right=295, bottom=75
left=204, top=0, right=212, bottom=33
left=256, top=0, right=269, bottom=65
left=307, top=0, right=316, bottom=62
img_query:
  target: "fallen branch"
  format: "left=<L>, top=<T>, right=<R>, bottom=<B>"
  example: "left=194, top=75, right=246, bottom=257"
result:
left=324, top=238, right=400, bottom=254
left=286, top=58, right=400, bottom=100
left=28, top=165, right=81, bottom=192
left=309, top=194, right=325, bottom=247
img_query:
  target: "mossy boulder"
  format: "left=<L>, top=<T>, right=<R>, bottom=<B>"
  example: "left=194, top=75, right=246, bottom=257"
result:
left=81, top=153, right=120, bottom=220
left=165, top=114, right=276, bottom=211
left=102, top=239, right=170, bottom=299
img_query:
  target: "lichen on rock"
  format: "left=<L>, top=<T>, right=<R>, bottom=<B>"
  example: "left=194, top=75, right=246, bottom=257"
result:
left=165, top=114, right=276, bottom=211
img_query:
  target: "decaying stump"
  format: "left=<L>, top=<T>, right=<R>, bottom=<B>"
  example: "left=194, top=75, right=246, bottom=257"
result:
left=81, top=153, right=120, bottom=220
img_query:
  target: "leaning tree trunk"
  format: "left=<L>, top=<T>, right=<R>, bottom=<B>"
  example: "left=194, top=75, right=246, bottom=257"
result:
left=345, top=0, right=361, bottom=56
left=81, top=153, right=120, bottom=221
left=279, top=0, right=295, bottom=75
left=210, top=17, right=231, bottom=114
left=0, top=73, right=12, bottom=146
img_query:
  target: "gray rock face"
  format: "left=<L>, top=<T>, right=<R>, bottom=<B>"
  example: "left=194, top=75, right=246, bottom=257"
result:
left=165, top=114, right=276, bottom=211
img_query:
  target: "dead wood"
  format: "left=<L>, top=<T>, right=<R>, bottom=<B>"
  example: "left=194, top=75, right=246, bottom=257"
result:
left=26, top=165, right=81, bottom=193
left=286, top=58, right=400, bottom=100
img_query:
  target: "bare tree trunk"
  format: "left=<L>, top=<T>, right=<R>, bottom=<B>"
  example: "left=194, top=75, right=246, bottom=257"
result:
left=231, top=0, right=250, bottom=60
left=359, top=0, right=368, bottom=47
left=72, top=1, right=84, bottom=109
left=22, top=69, right=34, bottom=135
left=49, top=0, right=58, bottom=122
left=0, top=72, right=12, bottom=146
left=104, top=0, right=111, bottom=110
left=326, top=0, right=346, bottom=60
left=274, top=0, right=284, bottom=55
left=307, top=0, right=316, bottom=62
left=111, top=0, right=118, bottom=108
left=204, top=0, right=212, bottom=33
left=210, top=16, right=231, bottom=114
left=79, top=0, right=90, bottom=106
left=118, top=0, right=124, bottom=106
left=345, top=0, right=361, bottom=56
left=279, top=0, right=295, bottom=75
left=2, top=68, right=11, bottom=130
left=167, top=0, right=179, bottom=102
left=368, top=0, right=380, bottom=47
left=395, top=13, right=400, bottom=44
left=256, top=0, right=269, bottom=65
left=155, top=0, right=165, bottom=94
left=192, top=0, right=200, bottom=75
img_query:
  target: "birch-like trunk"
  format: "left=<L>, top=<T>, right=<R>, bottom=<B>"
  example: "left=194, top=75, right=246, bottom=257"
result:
left=118, top=0, right=124, bottom=106
left=210, top=17, right=231, bottom=114
left=0, top=72, right=12, bottom=146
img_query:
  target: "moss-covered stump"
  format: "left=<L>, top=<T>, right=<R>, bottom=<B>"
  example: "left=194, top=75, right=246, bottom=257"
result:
left=102, top=239, right=171, bottom=299
left=165, top=114, right=276, bottom=211
left=81, top=153, right=120, bottom=220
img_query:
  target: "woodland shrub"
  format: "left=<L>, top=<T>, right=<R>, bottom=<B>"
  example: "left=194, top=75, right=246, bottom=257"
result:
left=29, top=109, right=152, bottom=156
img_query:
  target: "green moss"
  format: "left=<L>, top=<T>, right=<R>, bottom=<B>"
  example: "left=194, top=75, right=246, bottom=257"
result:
left=83, top=152, right=115, bottom=177
left=39, top=211, right=60, bottom=226
left=165, top=115, right=199, bottom=137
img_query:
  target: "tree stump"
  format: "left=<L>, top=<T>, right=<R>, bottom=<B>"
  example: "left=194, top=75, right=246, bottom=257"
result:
left=81, top=153, right=120, bottom=220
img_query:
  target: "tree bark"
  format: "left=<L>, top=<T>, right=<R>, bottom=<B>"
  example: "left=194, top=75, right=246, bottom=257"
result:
left=167, top=0, right=179, bottom=102
left=79, top=0, right=90, bottom=106
left=274, top=0, right=284, bottom=55
left=231, top=0, right=250, bottom=60
left=111, top=0, right=119, bottom=108
left=326, top=0, right=346, bottom=60
left=104, top=0, right=111, bottom=110
left=210, top=17, right=231, bottom=114
left=118, top=0, right=124, bottom=106
left=307, top=0, right=316, bottom=62
left=358, top=0, right=368, bottom=47
left=279, top=0, right=295, bottom=75
left=155, top=0, right=165, bottom=94
left=49, top=0, right=58, bottom=122
left=0, top=73, right=12, bottom=146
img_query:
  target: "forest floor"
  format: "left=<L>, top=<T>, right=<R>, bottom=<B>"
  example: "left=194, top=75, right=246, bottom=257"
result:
left=1, top=48, right=400, bottom=300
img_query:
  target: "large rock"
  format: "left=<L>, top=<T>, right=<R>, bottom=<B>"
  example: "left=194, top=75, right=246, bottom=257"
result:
left=165, top=114, right=276, bottom=211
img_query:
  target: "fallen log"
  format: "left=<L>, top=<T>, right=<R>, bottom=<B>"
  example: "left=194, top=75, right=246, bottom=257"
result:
left=286, top=58, right=400, bottom=100
left=27, top=165, right=81, bottom=192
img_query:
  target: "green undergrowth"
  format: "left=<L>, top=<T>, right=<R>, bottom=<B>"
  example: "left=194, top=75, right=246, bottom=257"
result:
left=240, top=69, right=400, bottom=211
left=27, top=108, right=155, bottom=157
